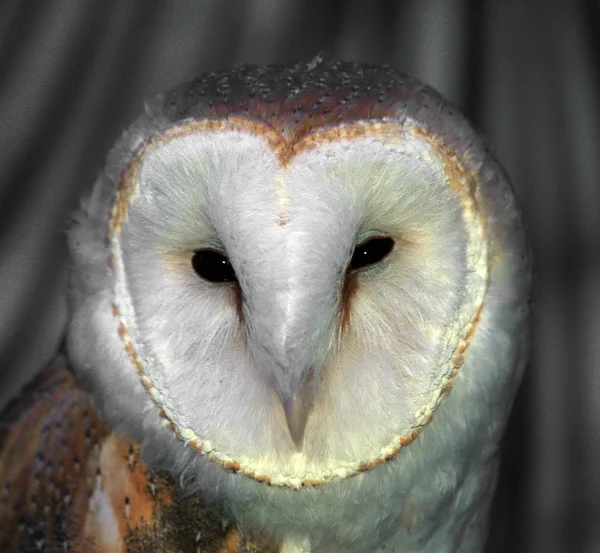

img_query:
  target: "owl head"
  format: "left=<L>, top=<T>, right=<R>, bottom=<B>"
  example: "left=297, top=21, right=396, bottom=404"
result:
left=66, top=60, right=532, bottom=497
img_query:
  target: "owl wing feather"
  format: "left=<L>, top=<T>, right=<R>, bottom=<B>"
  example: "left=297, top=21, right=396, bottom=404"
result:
left=0, top=356, right=279, bottom=553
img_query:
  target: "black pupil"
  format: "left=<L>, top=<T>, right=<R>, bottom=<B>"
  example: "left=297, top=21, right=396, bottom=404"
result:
left=349, top=236, right=395, bottom=271
left=192, top=250, right=237, bottom=283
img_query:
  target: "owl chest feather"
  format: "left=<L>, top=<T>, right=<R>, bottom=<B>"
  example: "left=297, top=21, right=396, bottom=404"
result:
left=223, top=427, right=499, bottom=553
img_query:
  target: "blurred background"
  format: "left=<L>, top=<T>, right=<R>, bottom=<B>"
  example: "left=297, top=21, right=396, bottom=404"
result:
left=0, top=1, right=598, bottom=551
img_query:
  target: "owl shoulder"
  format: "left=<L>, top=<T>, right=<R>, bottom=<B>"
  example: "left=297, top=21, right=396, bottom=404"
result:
left=0, top=356, right=279, bottom=553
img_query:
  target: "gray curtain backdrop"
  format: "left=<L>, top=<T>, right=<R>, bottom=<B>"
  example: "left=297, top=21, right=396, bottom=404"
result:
left=0, top=1, right=598, bottom=551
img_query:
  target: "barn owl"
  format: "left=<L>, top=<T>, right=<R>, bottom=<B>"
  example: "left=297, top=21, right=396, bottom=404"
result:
left=0, top=59, right=533, bottom=552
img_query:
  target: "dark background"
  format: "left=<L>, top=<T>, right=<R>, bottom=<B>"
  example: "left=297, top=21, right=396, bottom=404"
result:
left=0, top=1, right=598, bottom=551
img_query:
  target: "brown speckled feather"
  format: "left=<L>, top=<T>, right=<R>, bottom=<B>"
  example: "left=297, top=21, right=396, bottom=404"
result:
left=0, top=357, right=279, bottom=553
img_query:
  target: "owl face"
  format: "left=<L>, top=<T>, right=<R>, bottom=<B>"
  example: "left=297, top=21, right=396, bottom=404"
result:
left=67, top=62, right=528, bottom=493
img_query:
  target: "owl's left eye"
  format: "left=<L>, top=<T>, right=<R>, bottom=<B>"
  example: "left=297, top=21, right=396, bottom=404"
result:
left=192, top=249, right=237, bottom=283
left=349, top=236, right=395, bottom=271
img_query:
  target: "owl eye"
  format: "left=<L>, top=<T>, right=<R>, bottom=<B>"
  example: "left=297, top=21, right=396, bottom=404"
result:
left=192, top=249, right=237, bottom=283
left=349, top=236, right=395, bottom=271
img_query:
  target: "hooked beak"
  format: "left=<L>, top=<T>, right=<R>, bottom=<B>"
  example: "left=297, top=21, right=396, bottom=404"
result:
left=281, top=376, right=315, bottom=452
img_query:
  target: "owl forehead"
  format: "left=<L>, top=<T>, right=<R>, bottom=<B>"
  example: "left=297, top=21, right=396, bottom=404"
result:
left=112, top=116, right=453, bottom=242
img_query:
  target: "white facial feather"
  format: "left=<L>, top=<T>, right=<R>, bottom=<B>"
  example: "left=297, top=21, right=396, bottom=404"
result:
left=102, top=124, right=480, bottom=479
left=66, top=61, right=533, bottom=552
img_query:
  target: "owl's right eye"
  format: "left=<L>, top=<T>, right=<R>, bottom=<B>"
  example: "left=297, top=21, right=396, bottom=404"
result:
left=192, top=249, right=237, bottom=283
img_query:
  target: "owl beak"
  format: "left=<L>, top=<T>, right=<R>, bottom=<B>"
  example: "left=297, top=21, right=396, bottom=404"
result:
left=281, top=378, right=314, bottom=452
